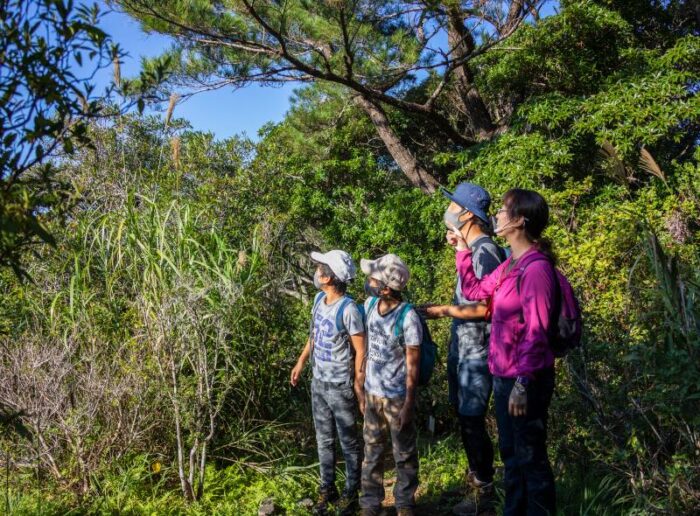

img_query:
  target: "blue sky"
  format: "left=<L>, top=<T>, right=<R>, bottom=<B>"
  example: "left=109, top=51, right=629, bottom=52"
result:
left=98, top=3, right=296, bottom=140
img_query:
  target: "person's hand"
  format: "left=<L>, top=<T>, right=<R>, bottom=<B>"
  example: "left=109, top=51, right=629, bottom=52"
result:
left=446, top=230, right=459, bottom=248
left=449, top=224, right=468, bottom=251
left=416, top=304, right=443, bottom=320
left=355, top=387, right=366, bottom=416
left=290, top=361, right=304, bottom=387
left=398, top=402, right=414, bottom=430
left=508, top=381, right=528, bottom=417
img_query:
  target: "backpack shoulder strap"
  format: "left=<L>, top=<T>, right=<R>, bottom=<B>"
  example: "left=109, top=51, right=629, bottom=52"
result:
left=335, top=296, right=354, bottom=332
left=312, top=291, right=326, bottom=311
left=308, top=292, right=326, bottom=366
left=359, top=296, right=380, bottom=376
left=515, top=257, right=550, bottom=294
left=394, top=303, right=413, bottom=339
left=515, top=257, right=561, bottom=325
left=366, top=296, right=379, bottom=317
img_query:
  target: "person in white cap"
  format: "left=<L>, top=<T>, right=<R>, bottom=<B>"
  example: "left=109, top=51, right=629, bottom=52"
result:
left=358, top=254, right=421, bottom=516
left=290, top=250, right=365, bottom=516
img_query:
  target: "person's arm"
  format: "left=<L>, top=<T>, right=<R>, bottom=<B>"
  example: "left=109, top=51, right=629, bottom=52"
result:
left=422, top=302, right=489, bottom=320
left=399, top=310, right=422, bottom=430
left=448, top=227, right=501, bottom=301
left=456, top=249, right=503, bottom=301
left=344, top=303, right=367, bottom=414
left=290, top=339, right=311, bottom=387
left=350, top=333, right=366, bottom=415
left=508, top=261, right=556, bottom=416
left=399, top=345, right=420, bottom=430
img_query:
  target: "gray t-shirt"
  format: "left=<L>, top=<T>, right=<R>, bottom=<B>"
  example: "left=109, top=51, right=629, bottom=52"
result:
left=364, top=298, right=423, bottom=399
left=311, top=294, right=365, bottom=383
left=450, top=235, right=504, bottom=362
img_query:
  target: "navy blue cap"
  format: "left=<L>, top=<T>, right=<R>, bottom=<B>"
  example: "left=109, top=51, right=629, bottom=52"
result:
left=441, top=183, right=491, bottom=224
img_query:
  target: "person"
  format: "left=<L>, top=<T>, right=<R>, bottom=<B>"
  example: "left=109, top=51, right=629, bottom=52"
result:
left=290, top=250, right=366, bottom=516
left=359, top=254, right=422, bottom=516
left=421, top=183, right=505, bottom=515
left=452, top=188, right=558, bottom=516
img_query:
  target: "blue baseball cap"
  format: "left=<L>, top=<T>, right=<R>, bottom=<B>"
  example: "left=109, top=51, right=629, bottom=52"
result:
left=441, top=183, right=491, bottom=224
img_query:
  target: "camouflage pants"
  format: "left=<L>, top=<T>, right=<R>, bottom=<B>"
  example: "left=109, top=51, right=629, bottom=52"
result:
left=360, top=394, right=419, bottom=509
left=311, top=378, right=362, bottom=493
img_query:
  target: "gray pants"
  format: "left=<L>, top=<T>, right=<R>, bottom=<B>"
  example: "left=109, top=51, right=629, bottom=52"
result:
left=311, top=378, right=362, bottom=493
left=360, top=394, right=419, bottom=509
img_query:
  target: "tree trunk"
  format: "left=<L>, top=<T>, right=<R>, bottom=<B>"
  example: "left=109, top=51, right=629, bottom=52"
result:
left=446, top=6, right=496, bottom=140
left=354, top=96, right=440, bottom=194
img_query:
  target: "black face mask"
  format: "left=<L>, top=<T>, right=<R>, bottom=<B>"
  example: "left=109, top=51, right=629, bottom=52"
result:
left=364, top=279, right=382, bottom=298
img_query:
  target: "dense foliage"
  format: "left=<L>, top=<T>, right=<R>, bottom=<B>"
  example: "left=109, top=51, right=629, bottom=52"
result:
left=1, top=0, right=698, bottom=513
left=0, top=0, right=113, bottom=276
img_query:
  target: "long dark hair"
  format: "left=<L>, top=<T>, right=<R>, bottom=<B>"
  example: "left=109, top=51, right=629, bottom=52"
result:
left=503, top=188, right=556, bottom=264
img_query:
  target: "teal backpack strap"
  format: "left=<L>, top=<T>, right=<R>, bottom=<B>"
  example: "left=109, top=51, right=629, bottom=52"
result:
left=367, top=296, right=379, bottom=316
left=394, top=303, right=413, bottom=340
left=359, top=297, right=380, bottom=375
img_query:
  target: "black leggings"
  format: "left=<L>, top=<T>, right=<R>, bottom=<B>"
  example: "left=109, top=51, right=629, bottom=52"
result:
left=459, top=414, right=495, bottom=484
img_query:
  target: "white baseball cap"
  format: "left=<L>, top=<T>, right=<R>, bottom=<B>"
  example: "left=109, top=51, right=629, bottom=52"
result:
left=360, top=254, right=410, bottom=291
left=310, top=250, right=357, bottom=283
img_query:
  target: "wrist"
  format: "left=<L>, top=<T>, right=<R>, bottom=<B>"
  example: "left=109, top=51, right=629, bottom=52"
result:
left=512, top=381, right=527, bottom=395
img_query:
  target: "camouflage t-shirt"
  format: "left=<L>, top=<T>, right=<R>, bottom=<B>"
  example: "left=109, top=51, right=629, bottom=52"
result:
left=364, top=299, right=422, bottom=399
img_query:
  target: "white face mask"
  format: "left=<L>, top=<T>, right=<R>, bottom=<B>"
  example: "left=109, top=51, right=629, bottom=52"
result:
left=444, top=208, right=469, bottom=231
left=492, top=214, right=528, bottom=235
left=313, top=270, right=325, bottom=290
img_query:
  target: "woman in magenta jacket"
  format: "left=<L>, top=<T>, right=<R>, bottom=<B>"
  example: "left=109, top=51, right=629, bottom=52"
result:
left=451, top=188, right=557, bottom=515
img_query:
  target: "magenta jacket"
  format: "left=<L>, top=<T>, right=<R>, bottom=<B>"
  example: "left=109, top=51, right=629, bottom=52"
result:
left=456, top=247, right=556, bottom=379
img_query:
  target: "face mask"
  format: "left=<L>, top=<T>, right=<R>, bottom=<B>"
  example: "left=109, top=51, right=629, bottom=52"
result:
left=492, top=214, right=528, bottom=235
left=313, top=270, right=325, bottom=290
left=364, top=279, right=382, bottom=298
left=490, top=215, right=504, bottom=234
left=444, top=208, right=468, bottom=231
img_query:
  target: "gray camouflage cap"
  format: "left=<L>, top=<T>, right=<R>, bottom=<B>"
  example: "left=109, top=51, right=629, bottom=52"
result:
left=360, top=254, right=410, bottom=291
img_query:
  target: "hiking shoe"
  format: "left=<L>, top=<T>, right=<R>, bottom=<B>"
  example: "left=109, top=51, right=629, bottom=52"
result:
left=452, top=479, right=495, bottom=515
left=336, top=489, right=359, bottom=516
left=313, top=486, right=339, bottom=515
left=396, top=508, right=415, bottom=516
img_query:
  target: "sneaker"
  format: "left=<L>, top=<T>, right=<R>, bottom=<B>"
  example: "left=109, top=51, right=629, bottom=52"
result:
left=336, top=489, right=359, bottom=516
left=313, top=486, right=339, bottom=515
